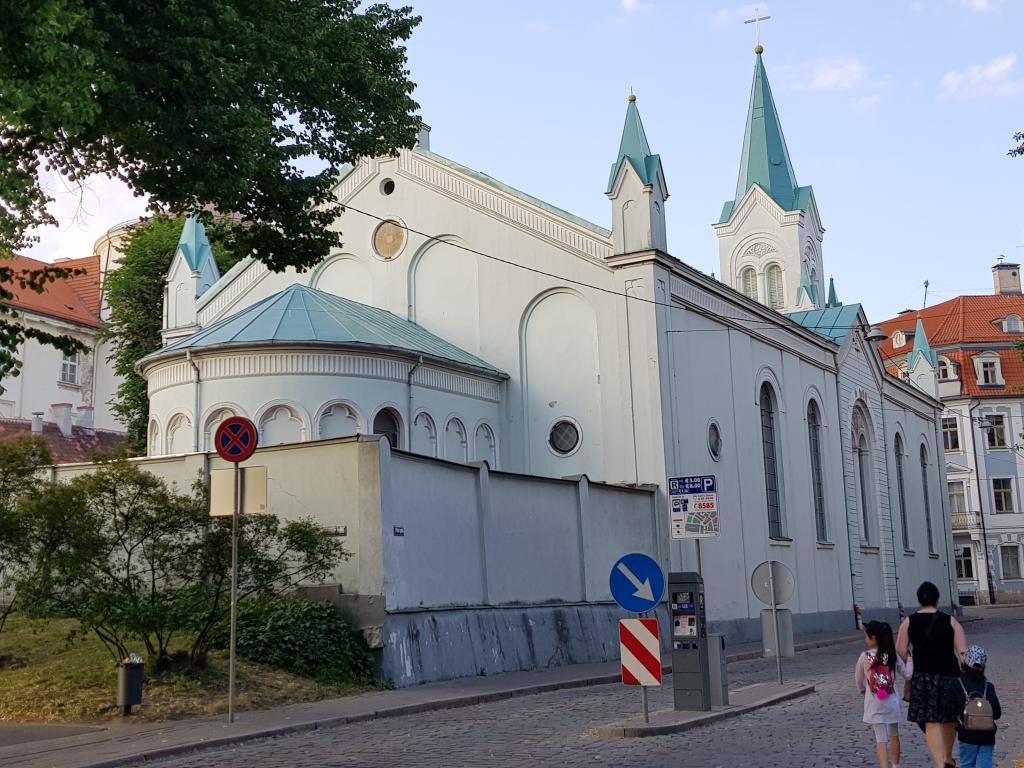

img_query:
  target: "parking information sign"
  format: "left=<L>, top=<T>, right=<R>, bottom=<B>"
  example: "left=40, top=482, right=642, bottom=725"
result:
left=668, top=475, right=720, bottom=540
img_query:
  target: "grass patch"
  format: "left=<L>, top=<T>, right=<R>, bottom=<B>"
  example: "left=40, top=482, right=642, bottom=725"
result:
left=0, top=617, right=376, bottom=723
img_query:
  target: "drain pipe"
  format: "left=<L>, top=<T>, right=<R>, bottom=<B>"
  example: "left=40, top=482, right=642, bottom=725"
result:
left=407, top=355, right=423, bottom=449
left=187, top=351, right=201, bottom=452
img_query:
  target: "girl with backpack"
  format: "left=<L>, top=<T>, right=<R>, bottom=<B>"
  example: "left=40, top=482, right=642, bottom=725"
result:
left=947, top=645, right=1001, bottom=768
left=856, top=620, right=913, bottom=768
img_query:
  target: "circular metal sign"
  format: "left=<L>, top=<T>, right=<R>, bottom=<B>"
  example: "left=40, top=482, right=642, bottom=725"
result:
left=751, top=560, right=795, bottom=606
left=214, top=417, right=259, bottom=463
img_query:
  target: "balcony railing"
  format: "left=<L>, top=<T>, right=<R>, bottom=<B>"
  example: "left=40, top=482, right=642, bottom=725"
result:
left=951, top=511, right=980, bottom=530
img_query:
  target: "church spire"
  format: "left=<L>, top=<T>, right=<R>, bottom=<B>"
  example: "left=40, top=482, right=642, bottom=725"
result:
left=734, top=51, right=800, bottom=211
left=826, top=277, right=840, bottom=308
left=910, top=319, right=937, bottom=369
left=606, top=95, right=665, bottom=195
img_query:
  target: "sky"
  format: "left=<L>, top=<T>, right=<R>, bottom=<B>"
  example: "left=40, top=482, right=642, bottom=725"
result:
left=26, top=0, right=1024, bottom=322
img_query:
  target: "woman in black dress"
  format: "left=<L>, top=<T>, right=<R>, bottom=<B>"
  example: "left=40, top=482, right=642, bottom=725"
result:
left=896, top=581, right=967, bottom=768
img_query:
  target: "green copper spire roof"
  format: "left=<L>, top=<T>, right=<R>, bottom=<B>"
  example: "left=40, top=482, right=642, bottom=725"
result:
left=718, top=53, right=813, bottom=223
left=826, top=277, right=840, bottom=308
left=176, top=213, right=218, bottom=273
left=797, top=262, right=818, bottom=306
left=607, top=96, right=665, bottom=194
left=909, top=318, right=937, bottom=369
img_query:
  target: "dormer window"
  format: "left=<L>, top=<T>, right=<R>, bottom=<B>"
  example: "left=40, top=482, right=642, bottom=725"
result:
left=938, top=357, right=957, bottom=381
left=892, top=330, right=906, bottom=349
left=1003, top=315, right=1023, bottom=333
left=974, top=352, right=1005, bottom=387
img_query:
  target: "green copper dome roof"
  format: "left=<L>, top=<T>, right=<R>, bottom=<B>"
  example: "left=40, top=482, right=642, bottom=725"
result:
left=718, top=53, right=813, bottom=223
left=140, top=284, right=506, bottom=377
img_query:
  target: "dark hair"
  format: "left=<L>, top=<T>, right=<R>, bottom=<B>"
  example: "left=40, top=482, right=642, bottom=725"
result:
left=864, top=620, right=897, bottom=672
left=917, top=581, right=940, bottom=607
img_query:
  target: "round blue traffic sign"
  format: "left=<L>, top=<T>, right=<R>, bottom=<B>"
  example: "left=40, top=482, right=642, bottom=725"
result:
left=609, top=552, right=665, bottom=613
left=214, top=417, right=259, bottom=463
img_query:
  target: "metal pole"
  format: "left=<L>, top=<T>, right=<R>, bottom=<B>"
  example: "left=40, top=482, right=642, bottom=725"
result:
left=695, top=539, right=703, bottom=577
left=228, top=462, right=240, bottom=724
left=768, top=561, right=783, bottom=685
left=968, top=406, right=996, bottom=605
left=641, top=685, right=649, bottom=724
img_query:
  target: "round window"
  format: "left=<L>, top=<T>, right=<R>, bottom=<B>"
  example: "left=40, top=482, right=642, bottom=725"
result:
left=372, top=219, right=405, bottom=260
left=707, top=421, right=722, bottom=461
left=548, top=419, right=581, bottom=456
left=380, top=178, right=396, bottom=196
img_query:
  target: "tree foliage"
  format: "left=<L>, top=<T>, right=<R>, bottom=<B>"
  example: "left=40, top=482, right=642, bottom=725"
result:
left=0, top=436, right=52, bottom=635
left=101, top=216, right=242, bottom=452
left=1011, top=131, right=1024, bottom=158
left=16, top=459, right=348, bottom=668
left=1, top=0, right=421, bottom=374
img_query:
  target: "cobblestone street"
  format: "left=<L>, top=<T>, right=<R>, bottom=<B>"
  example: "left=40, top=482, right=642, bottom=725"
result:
left=147, top=609, right=1024, bottom=768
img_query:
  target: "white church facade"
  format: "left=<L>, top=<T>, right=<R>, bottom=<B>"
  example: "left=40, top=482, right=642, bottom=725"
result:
left=139, top=50, right=954, bottom=641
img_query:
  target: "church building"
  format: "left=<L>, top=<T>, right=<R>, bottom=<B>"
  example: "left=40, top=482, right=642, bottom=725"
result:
left=139, top=46, right=955, bottom=638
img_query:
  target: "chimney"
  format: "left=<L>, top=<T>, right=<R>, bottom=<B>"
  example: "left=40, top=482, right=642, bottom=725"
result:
left=992, top=256, right=1022, bottom=296
left=49, top=403, right=73, bottom=437
left=74, top=406, right=95, bottom=435
left=30, top=411, right=44, bottom=435
left=415, top=123, right=431, bottom=152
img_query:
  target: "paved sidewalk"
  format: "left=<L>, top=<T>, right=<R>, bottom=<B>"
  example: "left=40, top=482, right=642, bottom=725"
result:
left=1, top=629, right=864, bottom=768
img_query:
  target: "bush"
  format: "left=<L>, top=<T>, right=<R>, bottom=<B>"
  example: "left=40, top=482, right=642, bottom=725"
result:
left=223, top=598, right=375, bottom=685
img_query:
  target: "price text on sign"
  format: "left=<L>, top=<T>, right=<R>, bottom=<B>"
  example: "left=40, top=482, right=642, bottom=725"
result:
left=619, top=618, right=662, bottom=686
left=214, top=417, right=259, bottom=464
left=668, top=474, right=721, bottom=540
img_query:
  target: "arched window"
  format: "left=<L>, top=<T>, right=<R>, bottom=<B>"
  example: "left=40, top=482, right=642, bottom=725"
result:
left=260, top=405, right=303, bottom=446
left=893, top=434, right=911, bottom=550
left=148, top=420, right=161, bottom=457
left=759, top=383, right=784, bottom=539
left=372, top=408, right=401, bottom=449
left=474, top=423, right=497, bottom=466
left=920, top=444, right=935, bottom=554
left=741, top=267, right=758, bottom=301
left=411, top=412, right=437, bottom=456
left=318, top=402, right=360, bottom=440
left=938, top=359, right=952, bottom=381
left=807, top=400, right=827, bottom=542
left=1005, top=315, right=1022, bottom=333
left=857, top=434, right=873, bottom=543
left=766, top=265, right=784, bottom=310
left=204, top=408, right=236, bottom=451
left=166, top=412, right=192, bottom=455
left=444, top=417, right=468, bottom=462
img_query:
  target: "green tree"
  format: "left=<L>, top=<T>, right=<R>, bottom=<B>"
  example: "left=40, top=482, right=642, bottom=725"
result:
left=1, top=0, right=421, bottom=375
left=101, top=216, right=242, bottom=452
left=1011, top=132, right=1024, bottom=158
left=0, top=435, right=51, bottom=635
left=17, top=459, right=348, bottom=668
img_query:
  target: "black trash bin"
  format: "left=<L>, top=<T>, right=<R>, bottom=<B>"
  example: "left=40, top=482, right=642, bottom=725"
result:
left=116, top=661, right=144, bottom=715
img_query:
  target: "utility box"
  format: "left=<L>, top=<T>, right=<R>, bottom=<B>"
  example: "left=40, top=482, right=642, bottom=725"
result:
left=669, top=571, right=710, bottom=711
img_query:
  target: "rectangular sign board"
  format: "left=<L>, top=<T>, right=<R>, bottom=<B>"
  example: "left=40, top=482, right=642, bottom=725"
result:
left=619, top=618, right=662, bottom=686
left=668, top=474, right=720, bottom=540
left=210, top=466, right=268, bottom=516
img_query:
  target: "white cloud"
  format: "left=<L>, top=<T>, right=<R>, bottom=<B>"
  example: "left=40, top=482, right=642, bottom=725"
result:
left=622, top=0, right=654, bottom=11
left=713, top=3, right=768, bottom=25
left=959, top=0, right=997, bottom=12
left=801, top=57, right=867, bottom=91
left=941, top=53, right=1019, bottom=97
left=24, top=172, right=148, bottom=262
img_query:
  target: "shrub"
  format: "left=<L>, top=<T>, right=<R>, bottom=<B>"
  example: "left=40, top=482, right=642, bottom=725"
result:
left=224, top=598, right=375, bottom=685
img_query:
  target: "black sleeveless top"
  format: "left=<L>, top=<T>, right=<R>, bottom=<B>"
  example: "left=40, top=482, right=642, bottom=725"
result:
left=908, top=611, right=958, bottom=676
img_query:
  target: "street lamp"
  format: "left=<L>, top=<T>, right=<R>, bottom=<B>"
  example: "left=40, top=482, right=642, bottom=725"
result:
left=968, top=413, right=996, bottom=605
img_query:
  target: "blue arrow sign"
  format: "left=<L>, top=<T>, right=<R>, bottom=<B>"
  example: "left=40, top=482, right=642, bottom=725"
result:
left=609, top=553, right=665, bottom=613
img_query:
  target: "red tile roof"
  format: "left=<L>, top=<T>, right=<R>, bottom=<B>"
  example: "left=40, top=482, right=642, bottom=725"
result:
left=0, top=420, right=125, bottom=465
left=879, top=294, right=1024, bottom=399
left=3, top=255, right=102, bottom=329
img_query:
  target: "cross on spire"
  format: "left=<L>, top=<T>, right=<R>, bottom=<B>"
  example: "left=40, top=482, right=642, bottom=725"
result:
left=744, top=7, right=771, bottom=53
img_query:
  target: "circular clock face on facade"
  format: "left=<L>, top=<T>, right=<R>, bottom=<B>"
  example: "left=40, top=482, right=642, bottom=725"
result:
left=373, top=220, right=405, bottom=260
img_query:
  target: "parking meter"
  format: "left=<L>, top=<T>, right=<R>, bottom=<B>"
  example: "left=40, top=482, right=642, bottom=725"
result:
left=669, top=571, right=711, bottom=711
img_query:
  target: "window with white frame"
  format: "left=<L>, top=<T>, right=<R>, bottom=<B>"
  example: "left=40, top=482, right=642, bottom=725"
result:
left=975, top=353, right=1004, bottom=386
left=740, top=267, right=758, bottom=301
left=982, top=361, right=998, bottom=384
left=942, top=417, right=960, bottom=451
left=938, top=359, right=955, bottom=380
left=892, top=331, right=906, bottom=349
left=993, top=478, right=1014, bottom=513
left=857, top=433, right=874, bottom=544
left=955, top=546, right=974, bottom=580
left=920, top=445, right=936, bottom=554
left=759, top=383, right=785, bottom=539
left=1001, top=544, right=1022, bottom=580
left=986, top=415, right=1008, bottom=449
left=60, top=351, right=79, bottom=385
left=948, top=481, right=967, bottom=514
left=766, top=265, right=784, bottom=310
left=807, top=400, right=827, bottom=543
left=1004, top=315, right=1023, bottom=333
left=894, top=435, right=911, bottom=550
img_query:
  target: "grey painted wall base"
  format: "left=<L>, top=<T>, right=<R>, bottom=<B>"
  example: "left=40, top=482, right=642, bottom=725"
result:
left=381, top=604, right=856, bottom=687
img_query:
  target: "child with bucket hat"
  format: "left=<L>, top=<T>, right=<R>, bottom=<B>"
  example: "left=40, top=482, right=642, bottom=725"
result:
left=947, top=644, right=1002, bottom=768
